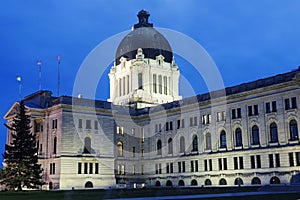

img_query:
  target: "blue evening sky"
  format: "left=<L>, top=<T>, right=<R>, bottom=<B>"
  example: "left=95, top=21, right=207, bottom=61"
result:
left=1, top=0, right=300, bottom=167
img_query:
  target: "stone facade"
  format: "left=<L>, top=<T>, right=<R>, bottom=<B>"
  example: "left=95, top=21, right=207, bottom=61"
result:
left=3, top=10, right=300, bottom=190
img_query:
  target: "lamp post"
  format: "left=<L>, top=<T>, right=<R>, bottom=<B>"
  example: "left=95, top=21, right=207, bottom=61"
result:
left=37, top=60, right=42, bottom=90
left=16, top=75, right=22, bottom=100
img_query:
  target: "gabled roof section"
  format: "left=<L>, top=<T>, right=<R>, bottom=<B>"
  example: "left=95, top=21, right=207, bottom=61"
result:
left=4, top=102, right=20, bottom=120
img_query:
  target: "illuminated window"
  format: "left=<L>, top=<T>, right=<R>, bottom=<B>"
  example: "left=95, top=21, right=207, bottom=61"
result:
left=117, top=141, right=123, bottom=157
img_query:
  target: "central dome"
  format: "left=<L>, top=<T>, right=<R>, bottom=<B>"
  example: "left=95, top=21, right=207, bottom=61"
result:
left=115, top=10, right=173, bottom=65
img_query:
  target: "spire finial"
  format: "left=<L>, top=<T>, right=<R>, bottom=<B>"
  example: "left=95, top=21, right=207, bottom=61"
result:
left=134, top=10, right=153, bottom=29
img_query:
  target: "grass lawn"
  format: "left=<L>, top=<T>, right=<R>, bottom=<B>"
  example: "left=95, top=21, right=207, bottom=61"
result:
left=0, top=187, right=300, bottom=200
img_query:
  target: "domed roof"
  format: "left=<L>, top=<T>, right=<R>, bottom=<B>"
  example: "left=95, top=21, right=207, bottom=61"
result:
left=115, top=10, right=173, bottom=65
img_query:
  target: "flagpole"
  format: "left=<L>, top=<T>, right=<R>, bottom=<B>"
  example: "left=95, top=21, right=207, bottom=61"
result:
left=37, top=60, right=42, bottom=91
left=57, top=55, right=61, bottom=96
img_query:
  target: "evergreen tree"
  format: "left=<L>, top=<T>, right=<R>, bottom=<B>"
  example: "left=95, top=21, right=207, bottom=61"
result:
left=0, top=100, right=44, bottom=190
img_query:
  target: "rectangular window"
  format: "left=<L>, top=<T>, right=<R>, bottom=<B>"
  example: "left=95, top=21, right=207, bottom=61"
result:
left=250, top=156, right=255, bottom=169
left=95, top=163, right=99, bottom=174
left=217, top=112, right=221, bottom=122
left=272, top=101, right=277, bottom=112
left=86, top=120, right=91, bottom=129
left=158, top=75, right=162, bottom=94
left=52, top=119, right=57, bottom=129
left=209, top=159, right=212, bottom=171
left=153, top=74, right=157, bottom=93
left=182, top=161, right=185, bottom=172
left=269, top=154, right=274, bottom=168
left=232, top=109, right=236, bottom=119
left=248, top=106, right=253, bottom=116
left=170, top=163, right=173, bottom=173
left=275, top=153, right=280, bottom=167
left=256, top=155, right=261, bottom=168
left=159, top=124, right=162, bottom=132
left=289, top=152, right=294, bottom=167
left=182, top=119, right=185, bottom=128
left=164, top=76, right=167, bottom=95
left=166, top=163, right=170, bottom=173
left=123, top=77, right=125, bottom=95
left=78, top=119, right=82, bottom=128
left=234, top=157, right=238, bottom=170
left=94, top=120, right=98, bottom=130
left=191, top=161, right=194, bottom=172
left=190, top=117, right=193, bottom=126
left=170, top=121, right=173, bottom=130
left=155, top=164, right=158, bottom=174
left=84, top=163, right=88, bottom=174
left=117, top=165, right=121, bottom=175
left=285, top=98, right=290, bottom=110
left=78, top=163, right=82, bottom=174
left=132, top=128, right=135, bottom=135
left=138, top=73, right=143, bottom=90
left=254, top=105, right=259, bottom=115
left=127, top=75, right=130, bottom=94
left=204, top=160, right=208, bottom=171
left=50, top=163, right=52, bottom=175
left=121, top=165, right=125, bottom=175
left=222, top=111, right=226, bottom=120
left=194, top=117, right=198, bottom=126
left=89, top=163, right=93, bottom=174
left=223, top=158, right=227, bottom=170
left=292, top=97, right=297, bottom=109
left=178, top=162, right=181, bottom=173
left=237, top=108, right=241, bottom=118
left=165, top=122, right=169, bottom=131
left=177, top=119, right=181, bottom=129
left=195, top=160, right=198, bottom=172
left=266, top=102, right=271, bottom=113
left=218, top=158, right=222, bottom=170
left=296, top=152, right=300, bottom=166
left=239, top=157, right=244, bottom=169
left=159, top=163, right=162, bottom=174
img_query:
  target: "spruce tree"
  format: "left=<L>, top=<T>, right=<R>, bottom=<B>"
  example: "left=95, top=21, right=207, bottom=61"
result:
left=0, top=100, right=44, bottom=190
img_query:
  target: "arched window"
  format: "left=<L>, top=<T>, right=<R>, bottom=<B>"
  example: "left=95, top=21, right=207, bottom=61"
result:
left=204, top=179, right=212, bottom=186
left=251, top=177, right=261, bottom=185
left=178, top=180, right=185, bottom=186
left=270, top=123, right=278, bottom=143
left=289, top=120, right=298, bottom=141
left=179, top=136, right=185, bottom=153
left=235, top=128, right=242, bottom=147
left=192, top=135, right=198, bottom=151
left=117, top=141, right=123, bottom=157
left=234, top=178, right=244, bottom=186
left=157, top=139, right=162, bottom=155
left=252, top=125, right=260, bottom=145
left=168, top=138, right=173, bottom=154
left=85, top=181, right=93, bottom=188
left=53, top=137, right=57, bottom=154
left=83, top=137, right=91, bottom=154
left=191, top=179, right=198, bottom=186
left=270, top=176, right=280, bottom=184
left=155, top=181, right=161, bottom=187
left=166, top=180, right=172, bottom=187
left=220, top=130, right=227, bottom=148
left=219, top=178, right=227, bottom=185
left=205, top=133, right=212, bottom=150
